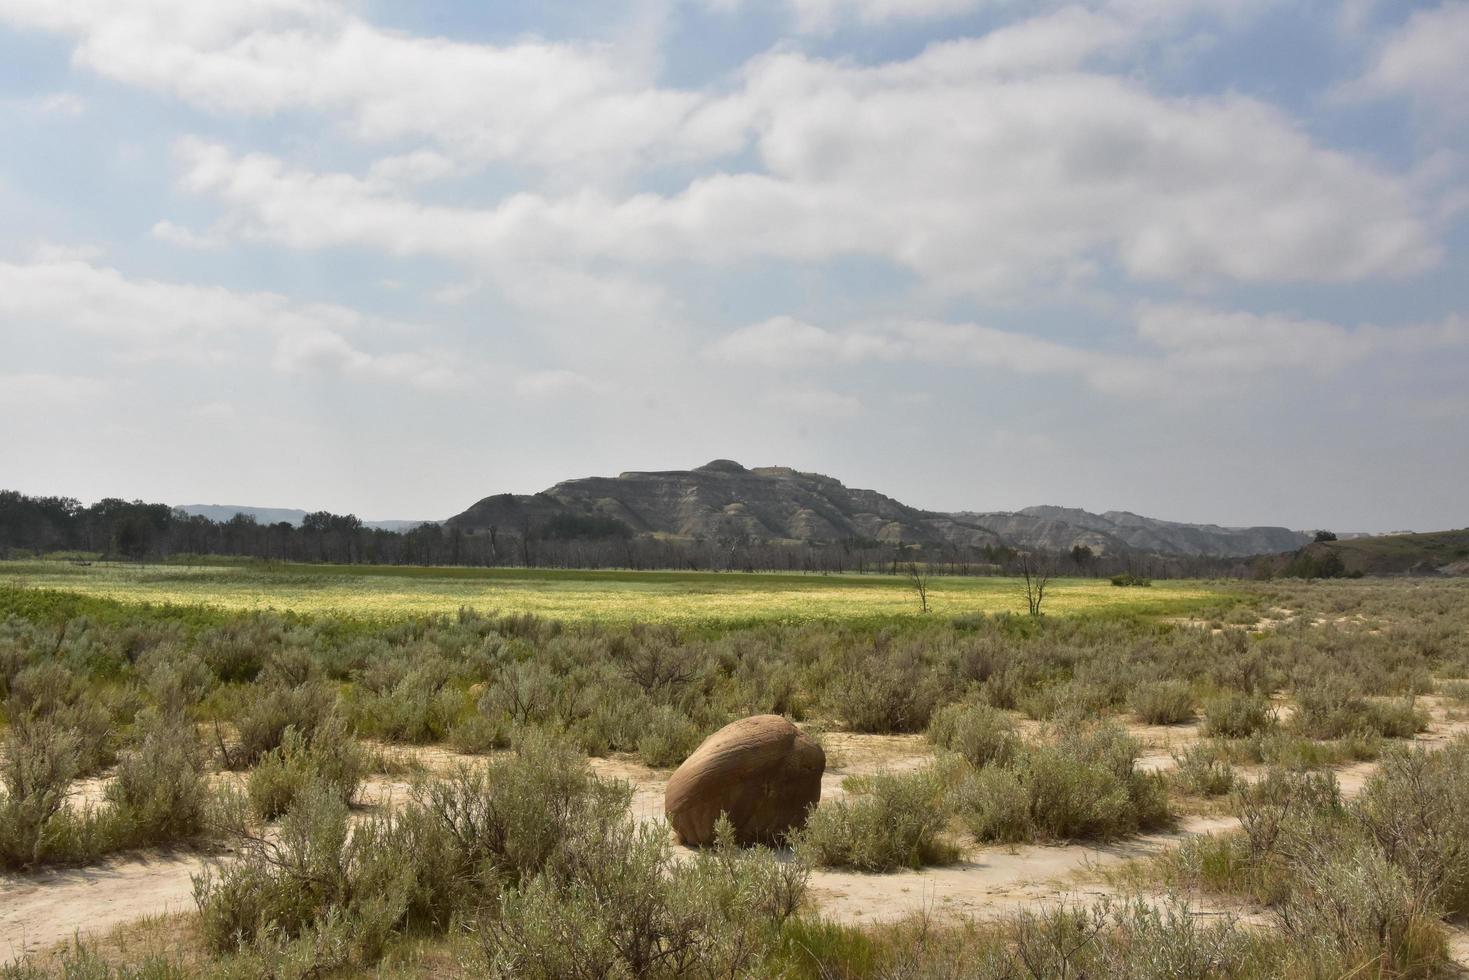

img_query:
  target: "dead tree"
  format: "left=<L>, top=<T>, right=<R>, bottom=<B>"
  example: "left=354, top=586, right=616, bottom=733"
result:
left=1020, top=552, right=1052, bottom=616
left=906, top=561, right=932, bottom=614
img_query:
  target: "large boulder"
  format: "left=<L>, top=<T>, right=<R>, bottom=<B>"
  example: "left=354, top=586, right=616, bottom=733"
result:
left=664, top=714, right=824, bottom=846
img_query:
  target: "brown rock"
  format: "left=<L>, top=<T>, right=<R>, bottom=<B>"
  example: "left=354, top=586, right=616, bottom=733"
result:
left=664, top=714, right=824, bottom=846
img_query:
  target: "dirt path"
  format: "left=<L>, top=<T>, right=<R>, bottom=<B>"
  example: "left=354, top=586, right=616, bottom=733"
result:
left=1, top=853, right=210, bottom=963
left=808, top=815, right=1238, bottom=924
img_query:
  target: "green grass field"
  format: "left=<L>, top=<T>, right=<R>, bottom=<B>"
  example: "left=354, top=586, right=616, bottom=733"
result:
left=0, top=559, right=1229, bottom=626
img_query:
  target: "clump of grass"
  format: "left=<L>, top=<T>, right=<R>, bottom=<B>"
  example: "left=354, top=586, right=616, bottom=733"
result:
left=1169, top=743, right=1235, bottom=797
left=1202, top=691, right=1275, bottom=738
left=222, top=681, right=338, bottom=769
left=636, top=705, right=703, bottom=768
left=247, top=717, right=366, bottom=820
left=1291, top=681, right=1426, bottom=740
left=478, top=816, right=806, bottom=979
left=0, top=719, right=90, bottom=868
left=796, top=765, right=958, bottom=871
left=1128, top=680, right=1195, bottom=725
left=927, top=702, right=1017, bottom=768
left=103, top=710, right=211, bottom=848
left=953, top=723, right=1171, bottom=844
left=828, top=646, right=943, bottom=734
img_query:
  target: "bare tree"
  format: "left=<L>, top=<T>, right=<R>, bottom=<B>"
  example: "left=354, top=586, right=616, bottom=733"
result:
left=1020, top=552, right=1052, bottom=616
left=905, top=560, right=932, bottom=614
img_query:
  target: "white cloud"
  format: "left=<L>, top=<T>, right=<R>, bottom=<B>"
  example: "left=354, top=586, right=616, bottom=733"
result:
left=0, top=0, right=732, bottom=175
left=708, top=307, right=1469, bottom=398
left=0, top=372, right=106, bottom=408
left=706, top=315, right=900, bottom=365
left=762, top=387, right=862, bottom=418
left=513, top=369, right=602, bottom=398
left=0, top=254, right=467, bottom=388
left=169, top=42, right=1437, bottom=296
left=1347, top=2, right=1469, bottom=118
left=151, top=219, right=223, bottom=250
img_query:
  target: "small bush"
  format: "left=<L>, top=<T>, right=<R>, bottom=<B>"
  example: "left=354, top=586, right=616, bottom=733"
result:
left=636, top=706, right=703, bottom=768
left=104, top=712, right=210, bottom=848
left=1355, top=739, right=1469, bottom=917
left=1292, top=681, right=1426, bottom=740
left=927, top=702, right=1017, bottom=768
left=796, top=766, right=958, bottom=871
left=953, top=765, right=1031, bottom=843
left=0, top=719, right=87, bottom=868
left=479, top=817, right=805, bottom=979
left=1203, top=692, right=1274, bottom=738
left=1128, top=681, right=1195, bottom=725
left=827, top=647, right=942, bottom=734
left=1110, top=574, right=1152, bottom=587
left=1278, top=845, right=1446, bottom=979
left=247, top=718, right=365, bottom=821
left=1170, top=744, right=1235, bottom=797
left=226, top=682, right=338, bottom=769
left=954, top=724, right=1171, bottom=844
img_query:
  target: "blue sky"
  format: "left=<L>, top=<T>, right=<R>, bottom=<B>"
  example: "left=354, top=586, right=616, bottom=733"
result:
left=1, top=0, right=1465, bottom=531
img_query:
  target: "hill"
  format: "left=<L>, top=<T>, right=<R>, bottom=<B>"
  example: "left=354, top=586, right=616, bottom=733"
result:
left=1276, top=529, right=1469, bottom=577
left=448, top=460, right=1002, bottom=549
left=447, top=460, right=1309, bottom=558
left=175, top=504, right=427, bottom=532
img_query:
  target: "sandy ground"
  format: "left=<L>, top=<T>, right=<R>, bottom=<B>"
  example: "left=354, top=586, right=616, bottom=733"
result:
left=5, top=700, right=1467, bottom=962
left=1, top=853, right=211, bottom=964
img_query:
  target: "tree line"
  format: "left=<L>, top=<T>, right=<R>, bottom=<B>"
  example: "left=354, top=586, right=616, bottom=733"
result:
left=0, top=489, right=1251, bottom=578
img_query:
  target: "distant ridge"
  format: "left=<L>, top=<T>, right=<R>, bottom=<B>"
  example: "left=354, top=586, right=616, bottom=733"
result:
left=175, top=504, right=427, bottom=533
left=447, top=460, right=1312, bottom=558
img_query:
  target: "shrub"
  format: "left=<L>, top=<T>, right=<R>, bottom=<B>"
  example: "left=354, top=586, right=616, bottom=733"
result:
left=796, top=766, right=957, bottom=871
left=1277, top=845, right=1446, bottom=979
left=955, top=724, right=1171, bottom=844
left=1292, top=681, right=1426, bottom=740
left=1354, top=739, right=1469, bottom=917
left=1128, top=681, right=1195, bottom=725
left=247, top=717, right=365, bottom=821
left=225, top=682, right=338, bottom=769
left=1170, top=744, right=1235, bottom=797
left=1203, top=692, right=1274, bottom=738
left=479, top=817, right=805, bottom=979
left=927, top=702, right=1017, bottom=768
left=104, top=711, right=210, bottom=848
left=5, top=662, right=114, bottom=775
left=827, top=647, right=942, bottom=734
left=636, top=706, right=703, bottom=768
left=448, top=709, right=511, bottom=754
left=0, top=719, right=86, bottom=868
left=1111, top=574, right=1152, bottom=587
left=953, top=766, right=1031, bottom=843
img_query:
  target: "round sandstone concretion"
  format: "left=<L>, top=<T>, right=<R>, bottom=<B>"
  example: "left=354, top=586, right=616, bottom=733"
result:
left=664, top=714, right=825, bottom=846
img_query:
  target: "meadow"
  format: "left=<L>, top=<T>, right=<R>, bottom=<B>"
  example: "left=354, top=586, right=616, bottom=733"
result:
left=2, top=567, right=1468, bottom=978
left=0, top=559, right=1223, bottom=626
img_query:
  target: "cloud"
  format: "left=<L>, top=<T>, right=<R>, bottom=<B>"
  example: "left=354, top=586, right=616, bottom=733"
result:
left=706, top=315, right=900, bottom=366
left=0, top=372, right=107, bottom=408
left=0, top=0, right=733, bottom=175
left=151, top=219, right=223, bottom=250
left=513, top=369, right=603, bottom=398
left=762, top=387, right=862, bottom=418
left=1346, top=2, right=1469, bottom=119
left=708, top=307, right=1469, bottom=398
left=0, top=254, right=467, bottom=388
left=168, top=42, right=1438, bottom=297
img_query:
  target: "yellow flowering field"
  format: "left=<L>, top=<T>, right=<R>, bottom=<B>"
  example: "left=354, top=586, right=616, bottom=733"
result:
left=2, top=560, right=1229, bottom=627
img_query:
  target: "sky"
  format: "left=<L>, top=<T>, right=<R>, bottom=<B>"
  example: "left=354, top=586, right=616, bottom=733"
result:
left=0, top=0, right=1466, bottom=532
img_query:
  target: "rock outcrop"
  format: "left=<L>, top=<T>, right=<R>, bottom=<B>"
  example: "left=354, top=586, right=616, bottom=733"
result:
left=663, top=715, right=824, bottom=846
